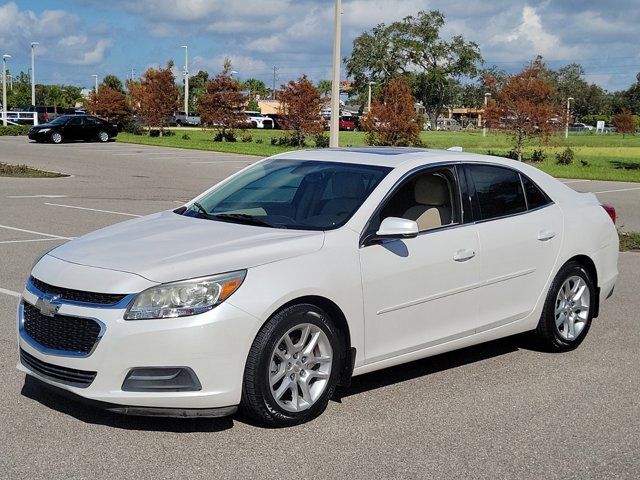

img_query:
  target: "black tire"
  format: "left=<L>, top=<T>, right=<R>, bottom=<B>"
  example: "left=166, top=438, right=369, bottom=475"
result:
left=241, top=303, right=344, bottom=427
left=534, top=261, right=596, bottom=352
left=98, top=130, right=109, bottom=142
left=50, top=131, right=63, bottom=144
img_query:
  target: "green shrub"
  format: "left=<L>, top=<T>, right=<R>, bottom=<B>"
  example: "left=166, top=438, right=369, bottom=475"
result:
left=506, top=149, right=519, bottom=160
left=530, top=149, right=546, bottom=163
left=122, top=122, right=145, bottom=135
left=149, top=129, right=160, bottom=137
left=181, top=133, right=191, bottom=140
left=255, top=138, right=264, bottom=144
left=0, top=125, right=30, bottom=136
left=163, top=129, right=175, bottom=137
left=213, top=131, right=237, bottom=142
left=314, top=133, right=329, bottom=148
left=555, top=147, right=575, bottom=165
left=240, top=133, right=253, bottom=143
left=270, top=137, right=278, bottom=145
left=148, top=129, right=174, bottom=137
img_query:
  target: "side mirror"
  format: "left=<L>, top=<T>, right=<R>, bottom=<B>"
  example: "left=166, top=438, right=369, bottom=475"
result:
left=376, top=217, right=419, bottom=238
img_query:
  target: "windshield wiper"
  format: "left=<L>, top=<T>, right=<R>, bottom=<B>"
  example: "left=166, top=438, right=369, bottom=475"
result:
left=190, top=201, right=215, bottom=219
left=212, top=213, right=277, bottom=228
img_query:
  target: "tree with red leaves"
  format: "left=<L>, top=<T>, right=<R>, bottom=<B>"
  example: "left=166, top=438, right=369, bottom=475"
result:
left=278, top=75, right=323, bottom=146
left=361, top=76, right=421, bottom=146
left=199, top=75, right=247, bottom=138
left=86, top=86, right=131, bottom=124
left=127, top=61, right=179, bottom=134
left=484, top=57, right=561, bottom=161
left=612, top=109, right=636, bottom=138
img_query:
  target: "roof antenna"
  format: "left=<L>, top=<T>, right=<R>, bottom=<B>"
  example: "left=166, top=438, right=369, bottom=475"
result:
left=447, top=146, right=463, bottom=152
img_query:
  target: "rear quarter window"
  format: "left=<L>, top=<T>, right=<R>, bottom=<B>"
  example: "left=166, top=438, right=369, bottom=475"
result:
left=467, top=164, right=527, bottom=220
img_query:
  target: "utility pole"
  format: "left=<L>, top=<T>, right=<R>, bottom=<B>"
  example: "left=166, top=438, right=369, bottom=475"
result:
left=181, top=45, right=189, bottom=116
left=2, top=54, right=10, bottom=127
left=272, top=66, right=278, bottom=100
left=31, top=42, right=39, bottom=106
left=92, top=74, right=98, bottom=93
left=565, top=97, right=574, bottom=139
left=483, top=92, right=491, bottom=137
left=367, top=81, right=375, bottom=112
left=329, top=0, right=342, bottom=148
left=130, top=67, right=135, bottom=81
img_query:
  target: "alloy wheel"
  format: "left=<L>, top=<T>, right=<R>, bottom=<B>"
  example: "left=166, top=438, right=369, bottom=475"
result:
left=555, top=275, right=590, bottom=341
left=51, top=132, right=62, bottom=144
left=99, top=131, right=109, bottom=142
left=268, top=323, right=333, bottom=413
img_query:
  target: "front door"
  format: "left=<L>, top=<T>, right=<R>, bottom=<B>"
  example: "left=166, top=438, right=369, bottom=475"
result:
left=359, top=166, right=482, bottom=364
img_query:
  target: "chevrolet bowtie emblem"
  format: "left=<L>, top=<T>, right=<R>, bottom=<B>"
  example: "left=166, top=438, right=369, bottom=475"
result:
left=35, top=296, right=61, bottom=317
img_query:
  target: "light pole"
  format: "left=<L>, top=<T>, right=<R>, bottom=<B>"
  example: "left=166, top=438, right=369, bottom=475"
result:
left=483, top=92, right=491, bottom=137
left=91, top=74, right=98, bottom=93
left=230, top=70, right=238, bottom=78
left=565, top=96, right=574, bottom=139
left=181, top=45, right=188, bottom=116
left=31, top=42, right=39, bottom=106
left=2, top=54, right=10, bottom=127
left=367, top=81, right=375, bottom=112
left=329, top=0, right=342, bottom=148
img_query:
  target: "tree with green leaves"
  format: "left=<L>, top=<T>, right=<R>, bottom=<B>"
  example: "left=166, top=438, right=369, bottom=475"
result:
left=316, top=80, right=332, bottom=98
left=101, top=74, right=124, bottom=93
left=243, top=78, right=267, bottom=98
left=345, top=11, right=481, bottom=124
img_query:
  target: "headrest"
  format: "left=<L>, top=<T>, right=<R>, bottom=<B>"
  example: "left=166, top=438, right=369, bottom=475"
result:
left=414, top=175, right=449, bottom=206
left=332, top=172, right=365, bottom=198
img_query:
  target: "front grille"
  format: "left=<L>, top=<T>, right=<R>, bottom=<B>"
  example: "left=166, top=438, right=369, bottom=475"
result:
left=23, top=302, right=102, bottom=355
left=30, top=276, right=127, bottom=305
left=20, top=348, right=96, bottom=388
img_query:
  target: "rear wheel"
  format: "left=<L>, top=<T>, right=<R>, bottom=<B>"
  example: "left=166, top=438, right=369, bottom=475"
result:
left=98, top=130, right=109, bottom=142
left=50, top=132, right=63, bottom=144
left=534, top=261, right=595, bottom=351
left=241, top=303, right=343, bottom=427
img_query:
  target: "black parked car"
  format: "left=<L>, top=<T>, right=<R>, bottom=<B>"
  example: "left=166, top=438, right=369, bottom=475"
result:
left=28, top=115, right=119, bottom=144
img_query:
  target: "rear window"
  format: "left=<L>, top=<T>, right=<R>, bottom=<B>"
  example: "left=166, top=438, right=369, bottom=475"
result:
left=521, top=175, right=551, bottom=210
left=468, top=165, right=526, bottom=220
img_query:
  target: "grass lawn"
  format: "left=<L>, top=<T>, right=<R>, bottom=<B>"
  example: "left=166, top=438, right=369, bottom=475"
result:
left=117, top=129, right=640, bottom=182
left=0, top=162, right=67, bottom=178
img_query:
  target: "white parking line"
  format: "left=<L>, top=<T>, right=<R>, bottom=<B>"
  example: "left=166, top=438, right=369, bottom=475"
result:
left=561, top=179, right=591, bottom=184
left=592, top=187, right=640, bottom=194
left=0, top=224, right=72, bottom=240
left=0, top=238, right=63, bottom=244
left=147, top=156, right=214, bottom=160
left=44, top=203, right=141, bottom=217
left=7, top=195, right=68, bottom=199
left=191, top=161, right=253, bottom=164
left=0, top=287, right=20, bottom=298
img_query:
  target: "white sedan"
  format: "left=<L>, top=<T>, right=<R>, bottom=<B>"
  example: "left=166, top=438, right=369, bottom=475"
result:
left=17, top=148, right=618, bottom=427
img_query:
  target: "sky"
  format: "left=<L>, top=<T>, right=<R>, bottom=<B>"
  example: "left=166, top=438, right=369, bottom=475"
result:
left=1, top=0, right=639, bottom=92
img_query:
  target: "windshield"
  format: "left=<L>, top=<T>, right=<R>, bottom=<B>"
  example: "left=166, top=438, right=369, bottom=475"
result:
left=48, top=116, right=70, bottom=125
left=182, top=159, right=391, bottom=230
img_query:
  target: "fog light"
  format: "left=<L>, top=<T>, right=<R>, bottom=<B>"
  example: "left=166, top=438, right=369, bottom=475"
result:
left=122, top=367, right=201, bottom=392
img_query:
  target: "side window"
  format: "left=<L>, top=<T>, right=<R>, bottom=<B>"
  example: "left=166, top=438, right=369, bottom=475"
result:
left=68, top=117, right=83, bottom=126
left=521, top=175, right=551, bottom=210
left=375, top=167, right=459, bottom=233
left=467, top=165, right=526, bottom=220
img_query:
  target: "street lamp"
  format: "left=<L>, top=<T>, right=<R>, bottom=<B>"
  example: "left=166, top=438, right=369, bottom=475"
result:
left=2, top=54, right=11, bottom=127
left=483, top=92, right=491, bottom=137
left=91, top=74, right=98, bottom=93
left=329, top=0, right=342, bottom=148
left=31, top=42, right=39, bottom=106
left=565, top=96, right=574, bottom=139
left=181, top=45, right=188, bottom=116
left=367, top=81, right=376, bottom=112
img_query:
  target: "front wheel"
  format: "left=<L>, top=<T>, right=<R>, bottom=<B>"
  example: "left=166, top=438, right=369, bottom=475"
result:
left=50, top=132, right=63, bottom=144
left=534, top=261, right=595, bottom=352
left=241, top=304, right=343, bottom=427
left=98, top=130, right=109, bottom=142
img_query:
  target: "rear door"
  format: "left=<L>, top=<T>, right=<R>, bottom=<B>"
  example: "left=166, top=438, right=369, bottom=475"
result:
left=464, top=164, right=563, bottom=331
left=63, top=116, right=83, bottom=140
left=82, top=116, right=101, bottom=139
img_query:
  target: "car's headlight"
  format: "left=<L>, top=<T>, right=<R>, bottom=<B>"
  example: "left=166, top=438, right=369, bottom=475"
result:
left=38, top=128, right=50, bottom=133
left=124, top=270, right=246, bottom=320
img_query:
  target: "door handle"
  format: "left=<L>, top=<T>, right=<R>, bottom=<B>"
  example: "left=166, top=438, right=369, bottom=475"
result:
left=453, top=249, right=476, bottom=262
left=537, top=230, right=556, bottom=241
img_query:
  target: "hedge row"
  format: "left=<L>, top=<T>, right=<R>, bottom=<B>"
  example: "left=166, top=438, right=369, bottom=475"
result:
left=0, top=125, right=31, bottom=136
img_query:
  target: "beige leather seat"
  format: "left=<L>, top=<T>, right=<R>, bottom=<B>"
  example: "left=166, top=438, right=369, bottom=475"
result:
left=319, top=172, right=365, bottom=217
left=402, top=175, right=452, bottom=230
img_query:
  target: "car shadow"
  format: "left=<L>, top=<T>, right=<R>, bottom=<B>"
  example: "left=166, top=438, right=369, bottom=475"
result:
left=20, top=376, right=234, bottom=433
left=610, top=160, right=640, bottom=170
left=334, top=333, right=540, bottom=401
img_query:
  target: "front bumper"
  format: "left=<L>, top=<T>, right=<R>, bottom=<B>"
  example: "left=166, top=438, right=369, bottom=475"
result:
left=28, top=129, right=50, bottom=140
left=16, top=281, right=260, bottom=414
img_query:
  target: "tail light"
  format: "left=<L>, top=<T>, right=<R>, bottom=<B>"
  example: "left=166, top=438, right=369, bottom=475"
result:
left=601, top=204, right=616, bottom=224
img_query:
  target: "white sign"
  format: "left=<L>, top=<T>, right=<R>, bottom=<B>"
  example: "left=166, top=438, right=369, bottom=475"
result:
left=596, top=120, right=605, bottom=133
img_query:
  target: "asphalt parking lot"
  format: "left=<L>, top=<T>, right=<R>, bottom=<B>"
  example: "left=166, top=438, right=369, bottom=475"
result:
left=0, top=136, right=638, bottom=479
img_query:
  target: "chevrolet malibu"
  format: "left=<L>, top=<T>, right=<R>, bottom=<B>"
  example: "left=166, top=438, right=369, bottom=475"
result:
left=17, top=148, right=618, bottom=427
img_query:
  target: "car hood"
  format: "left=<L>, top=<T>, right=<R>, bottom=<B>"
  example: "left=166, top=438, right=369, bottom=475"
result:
left=49, top=210, right=325, bottom=283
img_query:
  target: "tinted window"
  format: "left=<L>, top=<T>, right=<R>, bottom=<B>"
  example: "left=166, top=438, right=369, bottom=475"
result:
left=468, top=165, right=526, bottom=220
left=67, top=117, right=83, bottom=126
left=84, top=116, right=102, bottom=125
left=521, top=175, right=551, bottom=210
left=182, top=159, right=390, bottom=230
